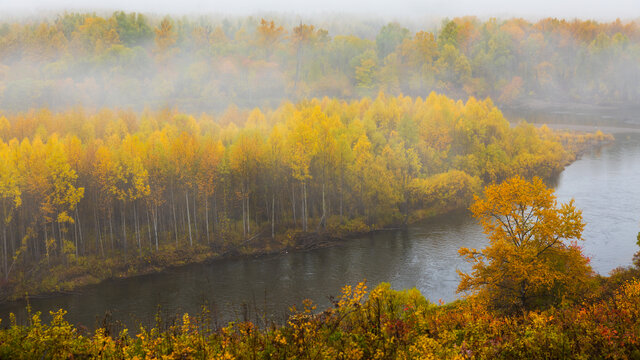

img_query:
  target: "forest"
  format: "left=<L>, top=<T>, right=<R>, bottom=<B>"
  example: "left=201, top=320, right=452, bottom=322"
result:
left=2, top=177, right=640, bottom=359
left=0, top=92, right=610, bottom=300
left=0, top=8, right=637, bottom=359
left=0, top=13, right=639, bottom=112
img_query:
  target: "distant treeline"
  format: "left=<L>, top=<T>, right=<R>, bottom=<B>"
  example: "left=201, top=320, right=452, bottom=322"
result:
left=0, top=13, right=639, bottom=111
left=0, top=93, right=610, bottom=298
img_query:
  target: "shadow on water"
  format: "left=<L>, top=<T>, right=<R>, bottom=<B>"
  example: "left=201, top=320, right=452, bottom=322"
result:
left=0, top=211, right=485, bottom=331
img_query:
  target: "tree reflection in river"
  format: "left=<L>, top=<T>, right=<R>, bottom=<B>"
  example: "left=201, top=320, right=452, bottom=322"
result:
left=1, top=124, right=639, bottom=332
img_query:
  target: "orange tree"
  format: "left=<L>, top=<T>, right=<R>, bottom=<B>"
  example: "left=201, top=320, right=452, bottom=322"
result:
left=458, top=176, right=594, bottom=313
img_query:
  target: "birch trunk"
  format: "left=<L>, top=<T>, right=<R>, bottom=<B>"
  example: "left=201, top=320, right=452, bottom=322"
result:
left=205, top=197, right=210, bottom=244
left=186, top=190, right=193, bottom=246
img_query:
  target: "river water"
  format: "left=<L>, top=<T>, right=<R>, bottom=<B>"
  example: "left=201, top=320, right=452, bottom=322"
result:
left=1, top=113, right=640, bottom=330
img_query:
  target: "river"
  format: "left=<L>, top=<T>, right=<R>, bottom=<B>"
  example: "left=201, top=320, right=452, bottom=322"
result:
left=1, top=112, right=639, bottom=330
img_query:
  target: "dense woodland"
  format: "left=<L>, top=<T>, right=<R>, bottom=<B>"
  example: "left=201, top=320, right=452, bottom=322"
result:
left=1, top=13, right=640, bottom=111
left=0, top=10, right=637, bottom=359
left=0, top=12, right=640, bottom=359
left=0, top=93, right=609, bottom=299
left=2, top=178, right=640, bottom=359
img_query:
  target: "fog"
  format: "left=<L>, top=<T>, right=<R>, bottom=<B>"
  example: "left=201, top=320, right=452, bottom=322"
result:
left=0, top=1, right=639, bottom=114
left=3, top=0, right=639, bottom=20
left=2, top=0, right=640, bottom=344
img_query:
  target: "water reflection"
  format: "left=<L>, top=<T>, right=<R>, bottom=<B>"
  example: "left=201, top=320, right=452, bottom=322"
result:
left=0, top=212, right=485, bottom=329
left=554, top=133, right=640, bottom=274
left=1, top=122, right=639, bottom=331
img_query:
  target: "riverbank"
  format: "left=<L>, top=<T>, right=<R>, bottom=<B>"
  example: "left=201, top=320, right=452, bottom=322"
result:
left=0, top=132, right=611, bottom=301
left=3, top=129, right=637, bottom=332
left=0, top=205, right=463, bottom=303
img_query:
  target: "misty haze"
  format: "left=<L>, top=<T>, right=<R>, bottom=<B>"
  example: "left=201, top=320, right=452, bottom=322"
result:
left=0, top=1, right=639, bottom=359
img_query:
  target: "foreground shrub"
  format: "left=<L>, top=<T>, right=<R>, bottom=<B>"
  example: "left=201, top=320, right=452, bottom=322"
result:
left=2, top=279, right=640, bottom=359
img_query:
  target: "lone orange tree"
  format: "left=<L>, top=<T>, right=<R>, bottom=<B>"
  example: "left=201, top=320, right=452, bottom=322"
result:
left=458, top=176, right=593, bottom=312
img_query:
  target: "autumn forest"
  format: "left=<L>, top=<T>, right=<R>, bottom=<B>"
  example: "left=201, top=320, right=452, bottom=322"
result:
left=0, top=93, right=610, bottom=299
left=0, top=8, right=639, bottom=359
left=1, top=13, right=640, bottom=112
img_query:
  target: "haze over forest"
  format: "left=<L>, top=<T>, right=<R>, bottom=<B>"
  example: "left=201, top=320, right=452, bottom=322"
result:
left=0, top=2, right=627, bottom=299
left=1, top=8, right=640, bottom=114
left=2, top=1, right=640, bottom=359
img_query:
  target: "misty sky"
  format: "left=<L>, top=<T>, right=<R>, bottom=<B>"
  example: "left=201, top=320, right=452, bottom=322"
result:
left=2, top=0, right=639, bottom=20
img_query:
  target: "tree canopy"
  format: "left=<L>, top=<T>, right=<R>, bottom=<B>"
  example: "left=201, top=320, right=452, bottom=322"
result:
left=458, top=176, right=594, bottom=312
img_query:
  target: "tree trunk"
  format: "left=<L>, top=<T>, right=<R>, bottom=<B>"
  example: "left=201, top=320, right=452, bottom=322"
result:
left=340, top=167, right=344, bottom=217
left=292, top=184, right=296, bottom=226
left=122, top=201, right=127, bottom=260
left=76, top=207, right=84, bottom=256
left=271, top=193, right=275, bottom=239
left=44, top=221, right=49, bottom=264
left=108, top=207, right=114, bottom=251
left=193, top=192, right=198, bottom=242
left=403, top=190, right=410, bottom=225
left=171, top=187, right=178, bottom=245
left=134, top=201, right=141, bottom=254
left=213, top=195, right=218, bottom=231
left=3, top=223, right=7, bottom=280
left=58, top=220, right=63, bottom=261
left=185, top=190, right=193, bottom=246
left=94, top=206, right=104, bottom=257
left=302, top=182, right=308, bottom=232
left=205, top=196, right=210, bottom=244
left=73, top=212, right=79, bottom=258
left=242, top=193, right=246, bottom=239
left=153, top=204, right=159, bottom=251
left=321, top=183, right=326, bottom=229
left=146, top=205, right=152, bottom=250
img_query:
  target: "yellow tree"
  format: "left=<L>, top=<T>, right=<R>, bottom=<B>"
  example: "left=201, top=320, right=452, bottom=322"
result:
left=93, top=143, right=117, bottom=252
left=119, top=135, right=150, bottom=254
left=63, top=135, right=86, bottom=256
left=0, top=116, right=10, bottom=142
left=310, top=108, right=342, bottom=229
left=351, top=133, right=400, bottom=226
left=143, top=130, right=169, bottom=250
left=44, top=136, right=85, bottom=260
left=19, top=137, right=54, bottom=260
left=256, top=19, right=285, bottom=57
left=154, top=16, right=176, bottom=62
left=146, top=127, right=179, bottom=245
left=170, top=132, right=199, bottom=246
left=105, top=136, right=150, bottom=258
left=382, top=140, right=421, bottom=223
left=291, top=23, right=317, bottom=93
left=400, top=31, right=438, bottom=91
left=70, top=16, right=119, bottom=55
left=458, top=176, right=593, bottom=313
left=265, top=124, right=287, bottom=238
left=286, top=107, right=317, bottom=232
left=351, top=134, right=373, bottom=220
left=17, top=135, right=83, bottom=260
left=229, top=130, right=264, bottom=239
left=0, top=142, right=21, bottom=279
left=197, top=138, right=225, bottom=244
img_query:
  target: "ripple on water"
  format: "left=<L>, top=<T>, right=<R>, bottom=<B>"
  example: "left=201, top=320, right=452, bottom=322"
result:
left=1, top=132, right=639, bottom=330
